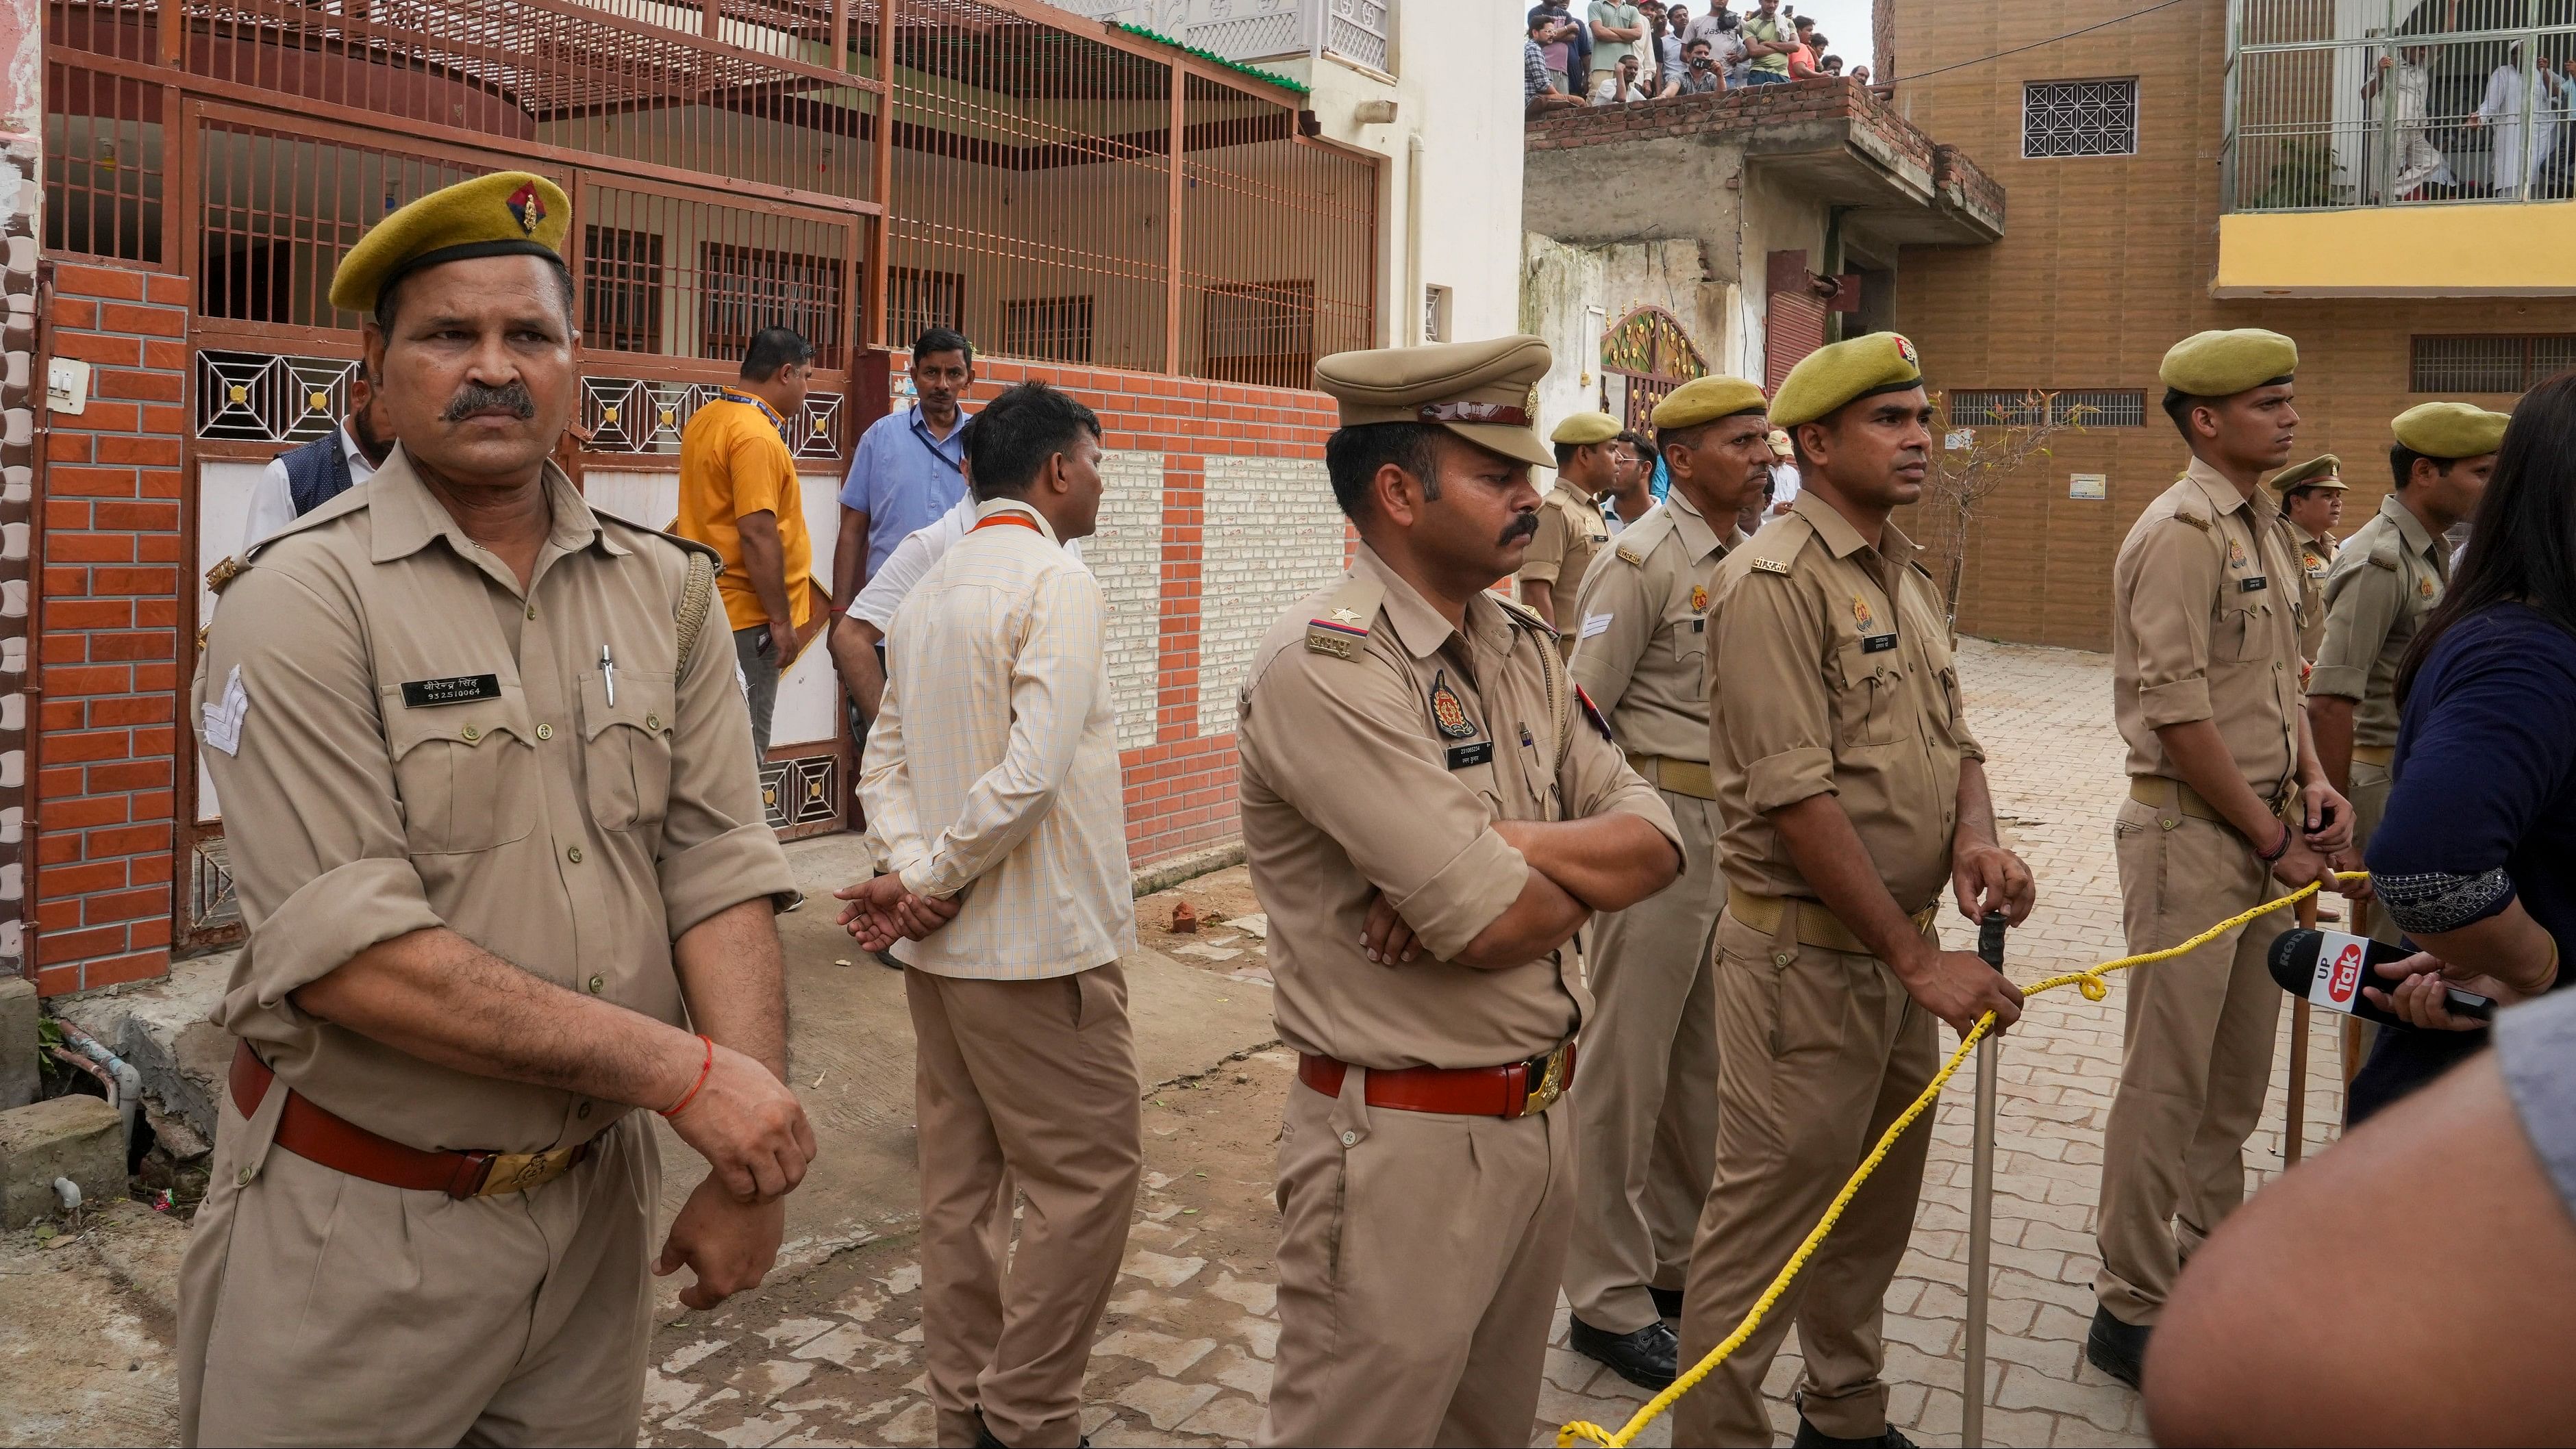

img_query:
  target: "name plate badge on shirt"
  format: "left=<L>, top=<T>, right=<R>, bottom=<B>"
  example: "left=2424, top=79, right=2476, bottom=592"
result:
left=1447, top=741, right=1495, bottom=770
left=401, top=674, right=503, bottom=708
left=2240, top=576, right=2268, bottom=594
left=1862, top=634, right=1898, bottom=654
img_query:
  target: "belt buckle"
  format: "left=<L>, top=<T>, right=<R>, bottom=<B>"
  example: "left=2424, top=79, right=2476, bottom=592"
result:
left=473, top=1148, right=572, bottom=1198
left=1521, top=1046, right=1568, bottom=1117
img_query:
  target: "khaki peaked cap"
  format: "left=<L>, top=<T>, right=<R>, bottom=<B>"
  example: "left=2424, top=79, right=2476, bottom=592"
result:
left=2159, top=329, right=2298, bottom=397
left=1315, top=335, right=1555, bottom=468
left=1771, top=333, right=1923, bottom=429
left=1651, top=375, right=1768, bottom=431
left=2268, top=455, right=2346, bottom=494
left=2392, top=401, right=2511, bottom=459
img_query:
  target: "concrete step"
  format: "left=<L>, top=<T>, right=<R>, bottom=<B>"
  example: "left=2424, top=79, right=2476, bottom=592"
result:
left=51, top=953, right=232, bottom=1142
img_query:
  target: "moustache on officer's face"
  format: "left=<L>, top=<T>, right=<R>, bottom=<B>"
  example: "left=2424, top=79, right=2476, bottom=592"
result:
left=1499, top=512, right=1541, bottom=547
left=442, top=379, right=538, bottom=423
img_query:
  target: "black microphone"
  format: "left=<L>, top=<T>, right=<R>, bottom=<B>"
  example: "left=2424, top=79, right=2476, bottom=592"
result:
left=1978, top=910, right=2007, bottom=970
left=2268, top=927, right=2494, bottom=1027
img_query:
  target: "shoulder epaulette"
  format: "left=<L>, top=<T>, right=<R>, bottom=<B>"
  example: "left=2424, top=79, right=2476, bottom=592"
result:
left=1303, top=576, right=1384, bottom=659
left=2171, top=509, right=2212, bottom=533
left=1749, top=556, right=1791, bottom=575
left=1614, top=542, right=1645, bottom=566
left=591, top=503, right=724, bottom=566
left=240, top=476, right=375, bottom=564
left=1908, top=558, right=1937, bottom=583
left=2368, top=533, right=2402, bottom=571
left=1495, top=593, right=1559, bottom=635
left=205, top=555, right=245, bottom=595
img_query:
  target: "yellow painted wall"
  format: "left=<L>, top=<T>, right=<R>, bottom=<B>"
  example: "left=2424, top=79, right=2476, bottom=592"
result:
left=2217, top=202, right=2576, bottom=297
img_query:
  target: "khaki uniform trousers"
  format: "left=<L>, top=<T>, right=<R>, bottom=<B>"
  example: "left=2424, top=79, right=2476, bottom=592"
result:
left=2349, top=761, right=2400, bottom=948
left=1675, top=910, right=1938, bottom=1447
left=1567, top=791, right=1723, bottom=1334
left=2095, top=798, right=2292, bottom=1327
left=1260, top=1072, right=1577, bottom=1447
left=907, top=963, right=1143, bottom=1449
left=177, top=1087, right=658, bottom=1447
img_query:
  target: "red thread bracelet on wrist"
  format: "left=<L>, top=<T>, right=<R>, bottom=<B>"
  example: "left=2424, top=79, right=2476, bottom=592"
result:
left=662, top=1034, right=714, bottom=1118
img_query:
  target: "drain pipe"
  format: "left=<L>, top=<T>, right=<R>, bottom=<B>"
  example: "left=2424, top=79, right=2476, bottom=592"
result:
left=51, top=1019, right=139, bottom=1152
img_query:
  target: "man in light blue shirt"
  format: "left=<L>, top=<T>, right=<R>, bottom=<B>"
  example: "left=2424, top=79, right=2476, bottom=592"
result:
left=833, top=327, right=976, bottom=611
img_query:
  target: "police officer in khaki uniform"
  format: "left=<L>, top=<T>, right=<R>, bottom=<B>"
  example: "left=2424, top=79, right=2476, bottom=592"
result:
left=2310, top=403, right=2503, bottom=951
left=1675, top=334, right=2032, bottom=1448
left=1521, top=410, right=1619, bottom=646
left=1560, top=376, right=1773, bottom=1391
left=177, top=173, right=812, bottom=1446
left=2266, top=453, right=2345, bottom=665
left=2088, top=329, right=2354, bottom=1389
left=1236, top=336, right=1685, bottom=1446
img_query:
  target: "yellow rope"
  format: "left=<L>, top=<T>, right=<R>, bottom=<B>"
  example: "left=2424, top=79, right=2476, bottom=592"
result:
left=1555, top=872, right=2364, bottom=1449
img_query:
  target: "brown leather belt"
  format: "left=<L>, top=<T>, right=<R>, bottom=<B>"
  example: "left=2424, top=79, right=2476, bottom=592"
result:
left=1727, top=887, right=1937, bottom=957
left=2351, top=745, right=2396, bottom=768
left=1626, top=753, right=1718, bottom=801
left=230, top=1043, right=590, bottom=1198
left=1298, top=1041, right=1576, bottom=1119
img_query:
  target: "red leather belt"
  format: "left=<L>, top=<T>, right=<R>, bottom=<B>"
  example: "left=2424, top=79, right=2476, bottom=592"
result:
left=1297, top=1041, right=1577, bottom=1119
left=230, top=1042, right=590, bottom=1198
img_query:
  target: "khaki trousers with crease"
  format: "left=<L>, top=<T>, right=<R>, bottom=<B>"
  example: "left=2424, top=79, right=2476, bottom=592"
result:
left=908, top=963, right=1142, bottom=1449
left=1566, top=790, right=1722, bottom=1333
left=178, top=1088, right=658, bottom=1448
left=1260, top=1073, right=1577, bottom=1447
left=2094, top=796, right=2291, bottom=1326
left=1674, top=909, right=1938, bottom=1447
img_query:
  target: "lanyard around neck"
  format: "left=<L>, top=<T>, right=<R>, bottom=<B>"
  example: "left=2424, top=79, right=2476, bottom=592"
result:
left=971, top=512, right=1042, bottom=536
left=720, top=388, right=791, bottom=444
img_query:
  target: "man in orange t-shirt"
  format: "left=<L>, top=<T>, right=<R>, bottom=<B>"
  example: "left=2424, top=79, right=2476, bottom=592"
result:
left=676, top=326, right=827, bottom=756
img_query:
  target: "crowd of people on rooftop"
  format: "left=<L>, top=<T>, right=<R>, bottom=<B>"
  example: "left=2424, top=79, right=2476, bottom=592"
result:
left=1524, top=0, right=1866, bottom=118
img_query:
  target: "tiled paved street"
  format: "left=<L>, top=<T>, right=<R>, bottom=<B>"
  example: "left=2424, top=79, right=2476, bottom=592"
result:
left=639, top=638, right=2354, bottom=1449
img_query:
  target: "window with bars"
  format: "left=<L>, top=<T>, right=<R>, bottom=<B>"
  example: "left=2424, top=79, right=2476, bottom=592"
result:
left=2411, top=335, right=2576, bottom=394
left=1946, top=389, right=2147, bottom=428
left=2023, top=78, right=2139, bottom=159
left=700, top=242, right=844, bottom=368
left=1203, top=281, right=1316, bottom=390
left=1000, top=295, right=1095, bottom=364
left=890, top=269, right=966, bottom=353
left=584, top=226, right=666, bottom=355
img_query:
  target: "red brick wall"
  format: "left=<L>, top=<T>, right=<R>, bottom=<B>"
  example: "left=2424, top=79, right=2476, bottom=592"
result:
left=34, top=260, right=188, bottom=995
left=966, top=357, right=1339, bottom=868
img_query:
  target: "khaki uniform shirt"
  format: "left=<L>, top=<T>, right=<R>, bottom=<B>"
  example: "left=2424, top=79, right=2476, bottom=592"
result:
left=1568, top=490, right=1745, bottom=763
left=2312, top=493, right=2451, bottom=750
left=1704, top=492, right=1985, bottom=913
left=2111, top=459, right=2304, bottom=803
left=1521, top=479, right=1612, bottom=651
left=2282, top=520, right=2335, bottom=662
left=192, top=449, right=794, bottom=1155
left=1236, top=543, right=1680, bottom=1072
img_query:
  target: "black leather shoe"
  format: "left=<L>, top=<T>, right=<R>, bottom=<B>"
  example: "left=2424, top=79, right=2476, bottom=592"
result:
left=1649, top=1284, right=1685, bottom=1319
left=2086, top=1306, right=2152, bottom=1390
left=1790, top=1418, right=1916, bottom=1448
left=1568, top=1315, right=1679, bottom=1391
left=971, top=1410, right=1087, bottom=1448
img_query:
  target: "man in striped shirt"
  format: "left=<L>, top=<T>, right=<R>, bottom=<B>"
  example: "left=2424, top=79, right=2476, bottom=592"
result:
left=840, top=381, right=1138, bottom=1449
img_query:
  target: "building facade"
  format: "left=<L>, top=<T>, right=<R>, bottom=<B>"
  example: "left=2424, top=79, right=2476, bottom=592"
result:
left=17, top=0, right=1516, bottom=994
left=1890, top=0, right=2576, bottom=650
left=1518, top=80, right=2003, bottom=468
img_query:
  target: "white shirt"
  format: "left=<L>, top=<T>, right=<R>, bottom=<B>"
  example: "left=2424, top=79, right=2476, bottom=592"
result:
left=847, top=494, right=1085, bottom=635
left=240, top=425, right=378, bottom=552
left=1770, top=459, right=1801, bottom=504
left=860, top=497, right=1136, bottom=979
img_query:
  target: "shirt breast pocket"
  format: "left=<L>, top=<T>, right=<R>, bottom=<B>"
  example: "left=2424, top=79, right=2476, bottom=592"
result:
left=2214, top=601, right=2266, bottom=664
left=581, top=669, right=676, bottom=832
left=1830, top=640, right=1904, bottom=747
left=382, top=690, right=540, bottom=855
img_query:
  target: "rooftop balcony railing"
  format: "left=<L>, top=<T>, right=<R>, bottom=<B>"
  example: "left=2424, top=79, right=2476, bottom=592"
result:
left=1050, top=0, right=1388, bottom=76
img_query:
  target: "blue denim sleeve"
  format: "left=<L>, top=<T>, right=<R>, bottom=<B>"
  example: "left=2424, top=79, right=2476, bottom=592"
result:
left=838, top=421, right=879, bottom=513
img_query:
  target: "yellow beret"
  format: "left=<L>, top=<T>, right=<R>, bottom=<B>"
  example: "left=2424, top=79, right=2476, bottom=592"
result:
left=1314, top=335, right=1553, bottom=469
left=1550, top=411, right=1622, bottom=446
left=1651, top=375, right=1767, bottom=431
left=2392, top=401, right=2510, bottom=459
left=2158, top=329, right=2298, bottom=397
left=2268, top=455, right=2346, bottom=494
left=331, top=171, right=572, bottom=316
left=1771, top=333, right=1923, bottom=430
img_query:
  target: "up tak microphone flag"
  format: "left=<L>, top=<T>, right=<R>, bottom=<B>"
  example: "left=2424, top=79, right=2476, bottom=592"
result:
left=2268, top=928, right=2494, bottom=1029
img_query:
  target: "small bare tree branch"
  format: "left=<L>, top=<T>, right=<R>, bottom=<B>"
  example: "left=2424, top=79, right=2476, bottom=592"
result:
left=1925, top=390, right=2094, bottom=629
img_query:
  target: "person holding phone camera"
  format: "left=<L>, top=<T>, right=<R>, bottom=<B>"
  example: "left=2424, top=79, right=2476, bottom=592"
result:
left=1676, top=36, right=1724, bottom=93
